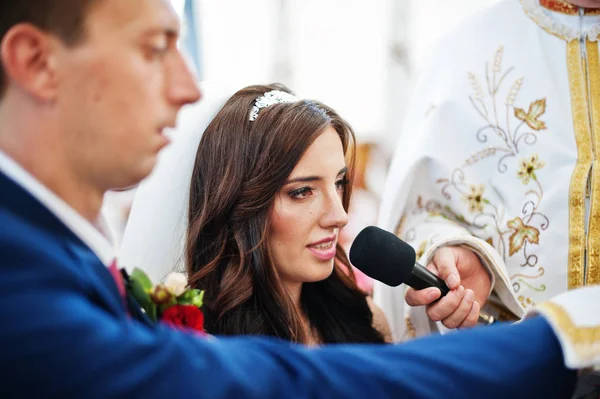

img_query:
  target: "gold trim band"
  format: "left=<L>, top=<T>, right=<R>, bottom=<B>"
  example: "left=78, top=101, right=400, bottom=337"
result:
left=566, top=40, right=592, bottom=290
left=586, top=40, right=600, bottom=286
left=536, top=302, right=600, bottom=361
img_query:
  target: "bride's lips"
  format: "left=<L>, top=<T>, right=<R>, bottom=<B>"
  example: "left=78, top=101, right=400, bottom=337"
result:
left=307, top=235, right=337, bottom=261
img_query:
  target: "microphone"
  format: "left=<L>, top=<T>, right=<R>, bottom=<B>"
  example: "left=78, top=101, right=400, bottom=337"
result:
left=349, top=226, right=495, bottom=325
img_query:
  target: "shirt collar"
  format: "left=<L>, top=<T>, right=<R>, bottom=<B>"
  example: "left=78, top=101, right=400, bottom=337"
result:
left=0, top=150, right=116, bottom=266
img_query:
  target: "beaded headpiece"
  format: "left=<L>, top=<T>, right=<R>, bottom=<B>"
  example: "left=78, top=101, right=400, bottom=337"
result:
left=249, top=90, right=298, bottom=122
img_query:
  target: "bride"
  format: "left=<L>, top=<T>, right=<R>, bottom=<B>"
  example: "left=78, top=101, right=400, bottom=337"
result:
left=121, top=83, right=391, bottom=344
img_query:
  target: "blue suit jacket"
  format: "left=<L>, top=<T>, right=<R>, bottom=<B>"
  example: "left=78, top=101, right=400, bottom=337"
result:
left=0, top=171, right=576, bottom=398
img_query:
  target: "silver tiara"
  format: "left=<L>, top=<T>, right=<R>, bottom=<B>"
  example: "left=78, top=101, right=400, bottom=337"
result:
left=249, top=90, right=298, bottom=122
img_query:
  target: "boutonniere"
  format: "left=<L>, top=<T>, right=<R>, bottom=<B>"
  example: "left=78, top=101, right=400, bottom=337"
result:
left=127, top=268, right=205, bottom=334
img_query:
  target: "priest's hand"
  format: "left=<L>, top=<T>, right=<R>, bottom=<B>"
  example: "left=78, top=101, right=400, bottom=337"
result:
left=404, top=246, right=492, bottom=329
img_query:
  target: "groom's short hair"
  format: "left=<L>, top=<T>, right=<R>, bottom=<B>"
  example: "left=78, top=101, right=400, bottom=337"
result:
left=0, top=0, right=98, bottom=97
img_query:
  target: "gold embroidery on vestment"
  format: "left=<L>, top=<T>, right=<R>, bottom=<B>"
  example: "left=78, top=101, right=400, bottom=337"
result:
left=566, top=40, right=593, bottom=289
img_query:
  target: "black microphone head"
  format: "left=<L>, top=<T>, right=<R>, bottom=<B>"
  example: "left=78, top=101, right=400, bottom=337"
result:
left=349, top=226, right=416, bottom=287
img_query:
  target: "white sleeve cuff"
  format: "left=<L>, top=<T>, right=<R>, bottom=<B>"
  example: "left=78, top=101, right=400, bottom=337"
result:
left=525, top=286, right=600, bottom=369
left=419, top=234, right=525, bottom=320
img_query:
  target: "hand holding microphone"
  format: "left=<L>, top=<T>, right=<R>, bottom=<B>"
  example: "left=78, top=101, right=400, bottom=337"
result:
left=406, top=246, right=492, bottom=328
left=349, top=227, right=493, bottom=329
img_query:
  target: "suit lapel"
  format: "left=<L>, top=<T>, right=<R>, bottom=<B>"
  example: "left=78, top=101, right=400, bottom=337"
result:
left=0, top=172, right=126, bottom=318
left=64, top=240, right=127, bottom=317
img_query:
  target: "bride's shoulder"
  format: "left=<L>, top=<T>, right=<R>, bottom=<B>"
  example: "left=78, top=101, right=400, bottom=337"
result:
left=365, top=296, right=393, bottom=343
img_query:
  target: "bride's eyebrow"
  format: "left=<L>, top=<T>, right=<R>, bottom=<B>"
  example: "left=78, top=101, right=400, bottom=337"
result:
left=284, top=167, right=347, bottom=185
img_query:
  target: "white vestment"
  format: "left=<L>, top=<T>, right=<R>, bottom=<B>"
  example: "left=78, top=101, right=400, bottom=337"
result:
left=375, top=0, right=600, bottom=340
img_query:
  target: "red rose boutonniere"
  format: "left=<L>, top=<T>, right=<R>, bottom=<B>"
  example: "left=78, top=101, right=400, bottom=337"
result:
left=162, top=305, right=204, bottom=331
left=127, top=268, right=205, bottom=335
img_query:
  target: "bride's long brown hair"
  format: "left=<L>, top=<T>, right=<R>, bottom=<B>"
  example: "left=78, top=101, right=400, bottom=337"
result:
left=186, top=84, right=384, bottom=344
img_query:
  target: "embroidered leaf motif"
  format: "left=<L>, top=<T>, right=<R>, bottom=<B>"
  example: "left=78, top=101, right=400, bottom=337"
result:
left=514, top=99, right=547, bottom=131
left=507, top=217, right=540, bottom=256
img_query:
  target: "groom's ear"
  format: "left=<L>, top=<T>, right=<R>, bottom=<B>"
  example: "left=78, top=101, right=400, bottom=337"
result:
left=1, top=23, right=60, bottom=102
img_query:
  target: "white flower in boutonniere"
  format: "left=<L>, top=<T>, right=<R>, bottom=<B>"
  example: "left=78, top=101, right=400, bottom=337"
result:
left=125, top=268, right=205, bottom=334
left=164, top=272, right=188, bottom=296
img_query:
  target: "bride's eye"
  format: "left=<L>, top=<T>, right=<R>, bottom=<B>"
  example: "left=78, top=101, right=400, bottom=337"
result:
left=336, top=178, right=349, bottom=191
left=289, top=186, right=313, bottom=200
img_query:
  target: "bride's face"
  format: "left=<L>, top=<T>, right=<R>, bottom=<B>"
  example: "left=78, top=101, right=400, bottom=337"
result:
left=269, top=126, right=349, bottom=286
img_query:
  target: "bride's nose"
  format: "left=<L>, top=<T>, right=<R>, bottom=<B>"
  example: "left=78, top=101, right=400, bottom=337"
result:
left=319, top=191, right=349, bottom=229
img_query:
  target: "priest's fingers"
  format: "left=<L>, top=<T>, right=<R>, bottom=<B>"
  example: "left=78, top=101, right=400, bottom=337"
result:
left=405, top=287, right=442, bottom=307
left=432, top=247, right=461, bottom=289
left=426, top=285, right=465, bottom=322
left=441, top=288, right=476, bottom=329
left=459, top=300, right=481, bottom=329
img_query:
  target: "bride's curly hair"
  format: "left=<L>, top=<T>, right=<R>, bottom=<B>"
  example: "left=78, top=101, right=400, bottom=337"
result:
left=186, top=84, right=384, bottom=344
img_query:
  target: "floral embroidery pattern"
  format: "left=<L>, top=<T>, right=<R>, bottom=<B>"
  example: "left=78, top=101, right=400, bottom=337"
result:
left=517, top=154, right=545, bottom=184
left=467, top=45, right=548, bottom=174
left=464, top=184, right=486, bottom=213
left=403, top=46, right=549, bottom=301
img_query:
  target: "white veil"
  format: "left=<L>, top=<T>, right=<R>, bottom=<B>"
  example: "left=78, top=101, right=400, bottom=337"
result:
left=119, top=82, right=235, bottom=282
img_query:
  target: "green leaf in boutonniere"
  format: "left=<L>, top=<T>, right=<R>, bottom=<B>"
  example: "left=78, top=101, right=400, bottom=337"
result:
left=177, top=289, right=200, bottom=304
left=131, top=268, right=153, bottom=290
left=191, top=290, right=204, bottom=308
left=129, top=277, right=157, bottom=322
left=176, top=289, right=204, bottom=308
left=129, top=268, right=157, bottom=321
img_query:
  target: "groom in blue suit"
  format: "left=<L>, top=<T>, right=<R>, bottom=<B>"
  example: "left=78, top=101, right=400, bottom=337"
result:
left=0, top=1, right=578, bottom=398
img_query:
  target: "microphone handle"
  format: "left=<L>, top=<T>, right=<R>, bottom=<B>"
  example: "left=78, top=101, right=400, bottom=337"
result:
left=404, top=263, right=495, bottom=325
left=404, top=263, right=450, bottom=296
